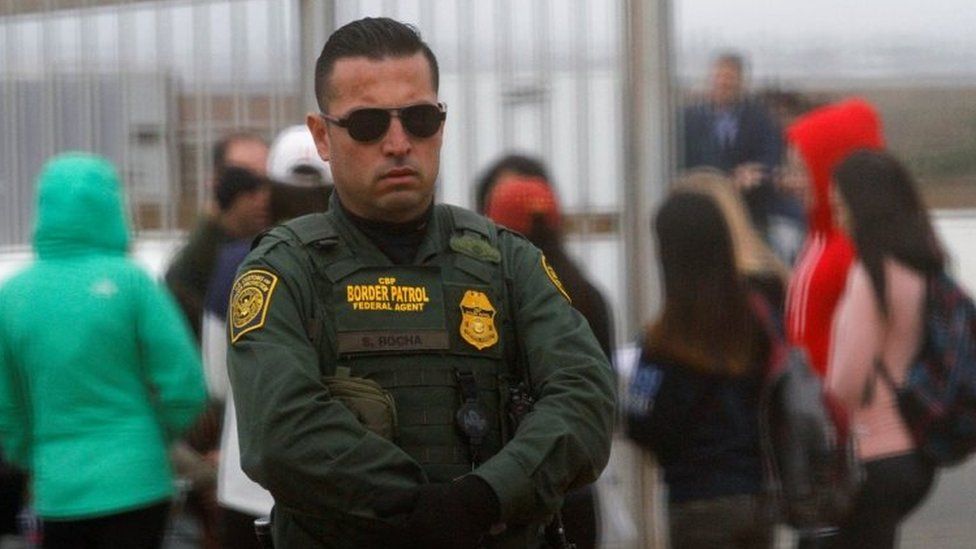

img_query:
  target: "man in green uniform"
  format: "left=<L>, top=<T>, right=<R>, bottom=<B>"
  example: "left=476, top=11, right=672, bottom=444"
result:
left=227, top=17, right=615, bottom=548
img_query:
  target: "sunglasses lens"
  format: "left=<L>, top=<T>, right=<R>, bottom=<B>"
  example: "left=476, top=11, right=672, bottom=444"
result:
left=400, top=105, right=444, bottom=138
left=338, top=104, right=444, bottom=142
left=346, top=109, right=391, bottom=142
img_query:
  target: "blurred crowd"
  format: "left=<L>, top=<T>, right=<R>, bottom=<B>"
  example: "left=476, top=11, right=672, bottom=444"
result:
left=627, top=52, right=951, bottom=549
left=0, top=43, right=962, bottom=549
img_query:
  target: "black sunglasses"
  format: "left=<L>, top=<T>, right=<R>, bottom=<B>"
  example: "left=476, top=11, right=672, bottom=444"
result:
left=322, top=102, right=447, bottom=143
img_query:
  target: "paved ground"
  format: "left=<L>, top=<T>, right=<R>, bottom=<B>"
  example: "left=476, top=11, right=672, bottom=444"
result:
left=900, top=456, right=976, bottom=549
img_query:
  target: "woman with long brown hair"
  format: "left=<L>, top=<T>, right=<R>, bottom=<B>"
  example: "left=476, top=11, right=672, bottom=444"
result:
left=626, top=184, right=774, bottom=548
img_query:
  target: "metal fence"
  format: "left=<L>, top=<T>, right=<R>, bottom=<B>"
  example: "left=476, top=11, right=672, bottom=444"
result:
left=0, top=0, right=303, bottom=245
left=0, top=0, right=636, bottom=349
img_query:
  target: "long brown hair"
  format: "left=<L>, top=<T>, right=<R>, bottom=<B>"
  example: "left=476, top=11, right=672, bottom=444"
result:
left=645, top=191, right=762, bottom=376
left=673, top=169, right=789, bottom=283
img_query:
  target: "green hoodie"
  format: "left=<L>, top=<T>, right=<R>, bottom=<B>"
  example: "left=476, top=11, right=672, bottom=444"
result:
left=0, top=153, right=207, bottom=519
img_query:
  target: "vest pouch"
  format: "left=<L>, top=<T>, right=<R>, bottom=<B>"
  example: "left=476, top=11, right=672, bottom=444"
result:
left=324, top=368, right=398, bottom=441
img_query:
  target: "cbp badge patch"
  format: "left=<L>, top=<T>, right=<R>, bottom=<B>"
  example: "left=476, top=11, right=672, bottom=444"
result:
left=459, top=290, right=498, bottom=350
left=230, top=269, right=278, bottom=344
left=541, top=255, right=571, bottom=303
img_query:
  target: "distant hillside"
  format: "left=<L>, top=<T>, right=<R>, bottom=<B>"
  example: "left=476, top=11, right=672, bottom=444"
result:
left=857, top=86, right=976, bottom=208
left=786, top=85, right=976, bottom=208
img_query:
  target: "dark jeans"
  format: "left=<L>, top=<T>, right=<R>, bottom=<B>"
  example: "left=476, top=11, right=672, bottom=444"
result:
left=219, top=506, right=264, bottom=549
left=829, top=452, right=936, bottom=549
left=42, top=500, right=170, bottom=549
left=669, top=493, right=773, bottom=549
left=0, top=459, right=26, bottom=535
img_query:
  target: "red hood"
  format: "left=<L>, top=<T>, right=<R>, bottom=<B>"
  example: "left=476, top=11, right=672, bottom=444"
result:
left=787, top=99, right=884, bottom=234
left=485, top=175, right=561, bottom=234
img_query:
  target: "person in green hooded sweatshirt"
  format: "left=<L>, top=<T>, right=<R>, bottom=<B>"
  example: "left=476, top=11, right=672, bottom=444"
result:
left=0, top=153, right=208, bottom=549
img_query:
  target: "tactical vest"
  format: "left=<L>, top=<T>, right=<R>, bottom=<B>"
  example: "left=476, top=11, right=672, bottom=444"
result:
left=273, top=205, right=519, bottom=483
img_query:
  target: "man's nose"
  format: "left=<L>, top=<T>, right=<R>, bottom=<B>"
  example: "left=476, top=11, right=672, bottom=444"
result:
left=381, top=116, right=412, bottom=156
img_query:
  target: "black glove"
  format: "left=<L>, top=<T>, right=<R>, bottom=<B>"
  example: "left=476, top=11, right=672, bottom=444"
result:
left=374, top=475, right=500, bottom=549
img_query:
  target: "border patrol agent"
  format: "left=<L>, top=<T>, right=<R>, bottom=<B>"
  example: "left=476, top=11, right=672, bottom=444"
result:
left=227, top=17, right=615, bottom=548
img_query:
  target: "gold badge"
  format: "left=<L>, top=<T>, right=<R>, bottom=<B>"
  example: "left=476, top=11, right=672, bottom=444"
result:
left=230, top=269, right=279, bottom=344
left=459, top=290, right=498, bottom=350
left=541, top=255, right=571, bottom=303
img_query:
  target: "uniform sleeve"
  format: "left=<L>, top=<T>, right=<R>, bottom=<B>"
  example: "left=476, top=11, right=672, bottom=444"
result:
left=827, top=264, right=882, bottom=409
left=471, top=236, right=616, bottom=524
left=0, top=292, right=31, bottom=469
left=137, top=271, right=209, bottom=440
left=226, top=241, right=426, bottom=520
left=589, top=289, right=615, bottom=361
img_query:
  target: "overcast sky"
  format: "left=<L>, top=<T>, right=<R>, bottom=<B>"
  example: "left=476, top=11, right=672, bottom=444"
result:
left=677, top=0, right=976, bottom=45
left=674, top=0, right=976, bottom=82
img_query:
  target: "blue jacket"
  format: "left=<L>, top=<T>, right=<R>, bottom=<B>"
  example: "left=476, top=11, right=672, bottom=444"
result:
left=680, top=99, right=783, bottom=174
left=625, top=350, right=765, bottom=503
left=680, top=98, right=785, bottom=232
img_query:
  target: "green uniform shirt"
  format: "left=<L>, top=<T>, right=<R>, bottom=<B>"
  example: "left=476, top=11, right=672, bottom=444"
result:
left=227, top=201, right=615, bottom=547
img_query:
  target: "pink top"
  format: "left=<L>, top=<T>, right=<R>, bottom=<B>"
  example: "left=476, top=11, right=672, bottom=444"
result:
left=827, top=259, right=925, bottom=461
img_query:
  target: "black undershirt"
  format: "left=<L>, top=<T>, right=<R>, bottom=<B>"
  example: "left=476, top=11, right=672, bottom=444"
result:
left=340, top=200, right=433, bottom=265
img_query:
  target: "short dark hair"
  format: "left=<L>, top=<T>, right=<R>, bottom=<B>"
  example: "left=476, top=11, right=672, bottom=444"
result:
left=215, top=166, right=268, bottom=211
left=314, top=17, right=439, bottom=112
left=713, top=51, right=746, bottom=75
left=212, top=132, right=267, bottom=177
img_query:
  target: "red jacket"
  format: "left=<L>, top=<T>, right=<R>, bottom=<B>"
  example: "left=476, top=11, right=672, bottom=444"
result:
left=785, top=99, right=884, bottom=377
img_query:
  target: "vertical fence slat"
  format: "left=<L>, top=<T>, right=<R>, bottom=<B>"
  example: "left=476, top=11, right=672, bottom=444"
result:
left=573, top=0, right=591, bottom=213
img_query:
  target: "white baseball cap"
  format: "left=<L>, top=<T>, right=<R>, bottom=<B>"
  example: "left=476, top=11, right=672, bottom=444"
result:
left=267, top=125, right=332, bottom=186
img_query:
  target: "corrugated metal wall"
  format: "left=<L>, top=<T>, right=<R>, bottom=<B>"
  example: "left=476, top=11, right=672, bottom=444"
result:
left=0, top=0, right=302, bottom=245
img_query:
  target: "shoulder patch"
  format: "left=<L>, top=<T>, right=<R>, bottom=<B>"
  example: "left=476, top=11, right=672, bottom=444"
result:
left=450, top=234, right=501, bottom=264
left=229, top=269, right=279, bottom=344
left=541, top=255, right=571, bottom=303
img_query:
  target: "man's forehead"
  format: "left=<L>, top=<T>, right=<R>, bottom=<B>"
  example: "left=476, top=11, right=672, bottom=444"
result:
left=226, top=138, right=268, bottom=156
left=225, top=138, right=269, bottom=173
left=713, top=62, right=740, bottom=75
left=327, top=53, right=435, bottom=106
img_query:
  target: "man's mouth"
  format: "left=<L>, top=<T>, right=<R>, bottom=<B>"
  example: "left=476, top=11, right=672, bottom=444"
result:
left=383, top=167, right=417, bottom=179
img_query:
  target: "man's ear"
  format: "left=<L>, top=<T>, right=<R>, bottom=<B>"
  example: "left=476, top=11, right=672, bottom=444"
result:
left=307, top=113, right=330, bottom=162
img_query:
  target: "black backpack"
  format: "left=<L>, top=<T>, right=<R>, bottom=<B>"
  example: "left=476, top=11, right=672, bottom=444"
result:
left=751, top=294, right=864, bottom=530
left=875, top=271, right=976, bottom=466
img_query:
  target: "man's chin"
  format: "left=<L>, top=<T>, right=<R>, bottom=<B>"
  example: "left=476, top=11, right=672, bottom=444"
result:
left=376, top=192, right=432, bottom=222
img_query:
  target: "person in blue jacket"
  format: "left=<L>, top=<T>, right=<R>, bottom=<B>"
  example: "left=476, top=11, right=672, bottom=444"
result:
left=626, top=188, right=774, bottom=549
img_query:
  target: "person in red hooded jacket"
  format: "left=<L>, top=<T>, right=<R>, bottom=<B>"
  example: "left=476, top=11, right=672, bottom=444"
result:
left=783, top=99, right=884, bottom=378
